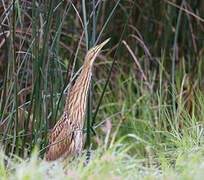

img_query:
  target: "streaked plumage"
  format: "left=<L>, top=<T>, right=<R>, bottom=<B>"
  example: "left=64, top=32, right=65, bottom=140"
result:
left=46, top=38, right=110, bottom=161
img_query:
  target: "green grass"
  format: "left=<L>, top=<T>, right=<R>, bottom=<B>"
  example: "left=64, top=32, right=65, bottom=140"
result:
left=1, top=134, right=204, bottom=180
left=0, top=0, right=204, bottom=179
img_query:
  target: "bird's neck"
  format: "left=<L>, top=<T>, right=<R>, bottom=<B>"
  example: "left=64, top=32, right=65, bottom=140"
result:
left=65, top=66, right=92, bottom=128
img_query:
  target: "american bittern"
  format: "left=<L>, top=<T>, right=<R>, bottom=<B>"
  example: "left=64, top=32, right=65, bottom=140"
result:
left=46, top=38, right=110, bottom=161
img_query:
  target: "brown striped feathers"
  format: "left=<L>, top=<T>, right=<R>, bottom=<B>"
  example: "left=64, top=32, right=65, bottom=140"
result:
left=46, top=38, right=110, bottom=161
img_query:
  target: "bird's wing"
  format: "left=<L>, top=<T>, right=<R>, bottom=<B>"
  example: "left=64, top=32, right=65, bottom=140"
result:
left=46, top=115, right=75, bottom=161
left=47, top=114, right=67, bottom=144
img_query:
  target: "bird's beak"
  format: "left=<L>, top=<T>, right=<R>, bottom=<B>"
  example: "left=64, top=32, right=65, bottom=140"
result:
left=94, top=38, right=110, bottom=53
left=89, top=38, right=110, bottom=65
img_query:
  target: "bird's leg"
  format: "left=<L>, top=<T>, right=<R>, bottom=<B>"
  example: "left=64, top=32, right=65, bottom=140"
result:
left=63, top=161, right=70, bottom=175
left=75, top=155, right=79, bottom=168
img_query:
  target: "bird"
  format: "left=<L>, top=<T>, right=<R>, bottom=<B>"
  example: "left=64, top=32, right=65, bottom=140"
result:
left=46, top=38, right=110, bottom=161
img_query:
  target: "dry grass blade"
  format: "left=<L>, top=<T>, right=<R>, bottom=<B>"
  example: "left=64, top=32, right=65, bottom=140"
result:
left=130, top=34, right=152, bottom=59
left=165, top=0, right=204, bottom=23
left=122, top=40, right=152, bottom=91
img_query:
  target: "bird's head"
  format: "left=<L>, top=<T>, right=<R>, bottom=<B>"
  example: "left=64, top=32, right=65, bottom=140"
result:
left=84, top=38, right=110, bottom=67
